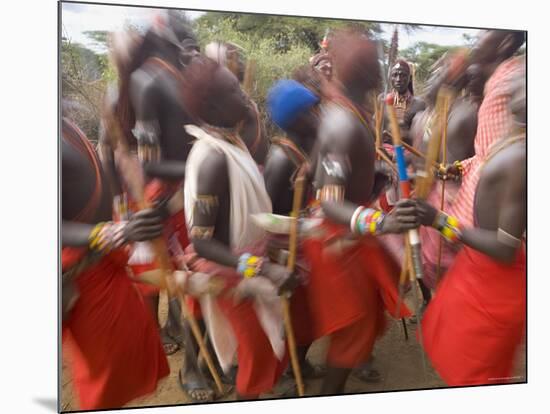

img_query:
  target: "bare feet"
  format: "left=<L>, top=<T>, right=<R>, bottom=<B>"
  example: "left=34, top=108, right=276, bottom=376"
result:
left=178, top=369, right=215, bottom=402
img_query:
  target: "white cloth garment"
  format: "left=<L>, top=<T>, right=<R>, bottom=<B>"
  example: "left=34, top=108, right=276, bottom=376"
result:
left=184, top=124, right=284, bottom=373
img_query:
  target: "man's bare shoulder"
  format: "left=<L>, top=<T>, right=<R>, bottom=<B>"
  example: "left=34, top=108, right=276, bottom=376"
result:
left=319, top=103, right=362, bottom=149
left=483, top=140, right=526, bottom=181
left=129, top=66, right=169, bottom=102
left=266, top=145, right=295, bottom=172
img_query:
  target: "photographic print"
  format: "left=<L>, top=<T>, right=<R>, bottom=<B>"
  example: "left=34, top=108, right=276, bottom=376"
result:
left=60, top=1, right=526, bottom=411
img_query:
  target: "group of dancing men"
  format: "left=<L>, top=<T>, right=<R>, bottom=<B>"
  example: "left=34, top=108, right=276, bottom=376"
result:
left=61, top=9, right=526, bottom=411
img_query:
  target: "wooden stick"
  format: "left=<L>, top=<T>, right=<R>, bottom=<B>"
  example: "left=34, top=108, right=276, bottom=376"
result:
left=415, top=88, right=453, bottom=199
left=103, top=107, right=225, bottom=395
left=372, top=92, right=382, bottom=151
left=385, top=94, right=429, bottom=377
left=283, top=167, right=306, bottom=397
left=376, top=148, right=397, bottom=174
left=395, top=240, right=410, bottom=341
left=395, top=240, right=409, bottom=319
left=401, top=141, right=439, bottom=168
left=435, top=93, right=450, bottom=285
left=384, top=95, right=424, bottom=283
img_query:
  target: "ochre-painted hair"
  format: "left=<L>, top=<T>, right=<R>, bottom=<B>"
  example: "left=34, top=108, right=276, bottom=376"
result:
left=330, top=30, right=381, bottom=93
left=180, top=57, right=222, bottom=122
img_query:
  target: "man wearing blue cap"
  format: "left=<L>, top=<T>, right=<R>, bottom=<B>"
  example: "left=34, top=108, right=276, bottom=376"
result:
left=264, top=80, right=323, bottom=384
left=265, top=79, right=320, bottom=214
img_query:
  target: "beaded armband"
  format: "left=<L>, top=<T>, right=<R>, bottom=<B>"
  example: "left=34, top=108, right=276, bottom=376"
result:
left=432, top=211, right=463, bottom=242
left=190, top=226, right=215, bottom=240
left=319, top=184, right=345, bottom=203
left=350, top=206, right=386, bottom=236
left=236, top=253, right=264, bottom=279
left=88, top=221, right=127, bottom=253
left=452, top=160, right=464, bottom=179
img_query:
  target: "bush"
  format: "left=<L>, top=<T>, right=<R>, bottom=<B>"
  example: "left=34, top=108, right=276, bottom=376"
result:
left=194, top=17, right=313, bottom=137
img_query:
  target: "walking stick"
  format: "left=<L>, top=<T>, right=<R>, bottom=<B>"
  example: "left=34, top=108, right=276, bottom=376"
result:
left=385, top=93, right=428, bottom=378
left=385, top=94, right=425, bottom=293
left=435, top=95, right=450, bottom=285
left=376, top=147, right=398, bottom=174
left=282, top=166, right=307, bottom=397
left=401, top=141, right=439, bottom=168
left=397, top=249, right=410, bottom=341
left=400, top=237, right=413, bottom=341
left=103, top=106, right=224, bottom=396
left=415, top=89, right=453, bottom=200
left=372, top=92, right=382, bottom=152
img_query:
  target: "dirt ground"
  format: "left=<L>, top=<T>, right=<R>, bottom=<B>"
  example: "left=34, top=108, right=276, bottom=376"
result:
left=61, top=290, right=526, bottom=412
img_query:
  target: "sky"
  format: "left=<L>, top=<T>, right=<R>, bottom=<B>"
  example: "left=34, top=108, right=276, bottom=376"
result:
left=61, top=2, right=481, bottom=54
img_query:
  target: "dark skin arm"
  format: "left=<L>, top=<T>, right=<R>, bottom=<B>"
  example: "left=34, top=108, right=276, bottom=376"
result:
left=62, top=209, right=164, bottom=248
left=263, top=147, right=295, bottom=215
left=322, top=199, right=419, bottom=234
left=241, top=101, right=270, bottom=166
left=414, top=154, right=525, bottom=263
left=191, top=150, right=239, bottom=268
left=191, top=149, right=298, bottom=293
left=143, top=160, right=186, bottom=182
left=62, top=221, right=97, bottom=247
left=462, top=153, right=526, bottom=262
left=131, top=74, right=160, bottom=147
left=317, top=119, right=418, bottom=234
left=62, top=130, right=165, bottom=248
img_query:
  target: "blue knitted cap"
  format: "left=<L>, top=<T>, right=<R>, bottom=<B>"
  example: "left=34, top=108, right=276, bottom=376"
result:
left=267, top=79, right=320, bottom=130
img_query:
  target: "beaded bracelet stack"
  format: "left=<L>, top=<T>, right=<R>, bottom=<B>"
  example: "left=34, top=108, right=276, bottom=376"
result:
left=237, top=253, right=264, bottom=279
left=452, top=160, right=464, bottom=179
left=432, top=211, right=462, bottom=242
left=350, top=206, right=385, bottom=236
left=88, top=221, right=127, bottom=253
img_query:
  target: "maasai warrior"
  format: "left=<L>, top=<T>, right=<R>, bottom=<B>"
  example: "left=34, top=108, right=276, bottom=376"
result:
left=407, top=75, right=526, bottom=386
left=99, top=11, right=216, bottom=402
left=301, top=31, right=413, bottom=394
left=264, top=79, right=323, bottom=381
left=376, top=59, right=425, bottom=275
left=424, top=30, right=525, bottom=285
left=61, top=115, right=169, bottom=410
left=411, top=61, right=488, bottom=290
left=265, top=80, right=319, bottom=214
left=204, top=41, right=270, bottom=166
left=180, top=57, right=298, bottom=400
left=380, top=59, right=426, bottom=146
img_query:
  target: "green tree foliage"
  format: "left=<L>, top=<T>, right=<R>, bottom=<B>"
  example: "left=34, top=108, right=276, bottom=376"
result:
left=401, top=41, right=459, bottom=92
left=194, top=12, right=382, bottom=134
left=83, top=30, right=109, bottom=51
left=197, top=12, right=381, bottom=52
left=61, top=37, right=109, bottom=142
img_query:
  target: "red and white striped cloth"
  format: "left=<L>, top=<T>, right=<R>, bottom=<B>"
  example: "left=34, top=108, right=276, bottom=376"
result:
left=447, top=56, right=525, bottom=227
